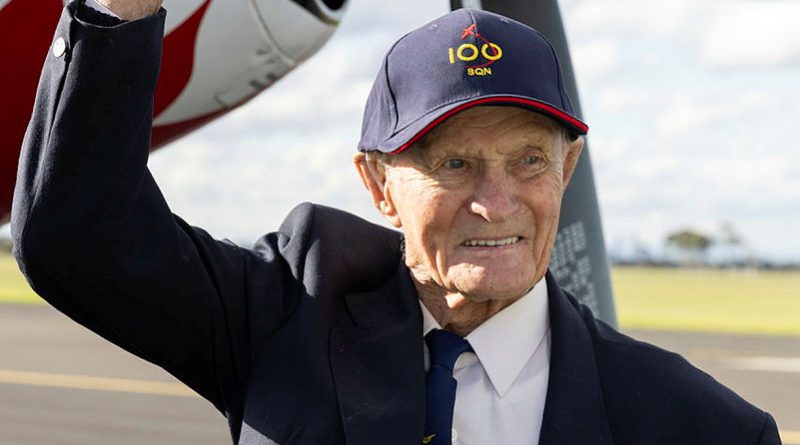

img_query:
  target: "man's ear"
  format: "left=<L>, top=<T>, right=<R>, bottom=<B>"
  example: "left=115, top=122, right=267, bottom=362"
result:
left=561, top=136, right=585, bottom=188
left=352, top=152, right=402, bottom=228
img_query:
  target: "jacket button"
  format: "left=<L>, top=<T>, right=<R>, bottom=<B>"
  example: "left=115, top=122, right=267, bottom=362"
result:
left=52, top=37, right=67, bottom=58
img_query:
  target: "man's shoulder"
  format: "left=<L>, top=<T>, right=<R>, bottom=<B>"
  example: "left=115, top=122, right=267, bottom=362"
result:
left=591, top=318, right=733, bottom=402
left=276, top=202, right=401, bottom=248
left=250, top=202, right=403, bottom=291
left=565, top=293, right=774, bottom=443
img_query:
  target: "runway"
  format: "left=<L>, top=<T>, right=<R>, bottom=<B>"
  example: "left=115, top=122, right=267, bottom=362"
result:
left=0, top=304, right=797, bottom=444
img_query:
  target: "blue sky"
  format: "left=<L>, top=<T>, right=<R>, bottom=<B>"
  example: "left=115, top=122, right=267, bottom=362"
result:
left=5, top=0, right=799, bottom=262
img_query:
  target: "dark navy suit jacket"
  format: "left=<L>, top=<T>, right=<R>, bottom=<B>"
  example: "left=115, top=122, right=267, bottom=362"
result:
left=11, top=2, right=781, bottom=444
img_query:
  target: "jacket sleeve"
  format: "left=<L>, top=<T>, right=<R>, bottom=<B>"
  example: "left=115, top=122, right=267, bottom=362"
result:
left=10, top=2, right=298, bottom=415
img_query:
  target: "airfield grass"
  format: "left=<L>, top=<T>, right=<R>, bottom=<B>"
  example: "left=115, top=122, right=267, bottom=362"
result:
left=0, top=254, right=40, bottom=305
left=612, top=266, right=800, bottom=336
left=1, top=253, right=798, bottom=335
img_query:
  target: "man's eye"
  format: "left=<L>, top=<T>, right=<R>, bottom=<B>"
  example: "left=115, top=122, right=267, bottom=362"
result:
left=444, top=159, right=466, bottom=169
left=522, top=155, right=542, bottom=166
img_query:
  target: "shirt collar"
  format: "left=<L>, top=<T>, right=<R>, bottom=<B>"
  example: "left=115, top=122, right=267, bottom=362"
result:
left=419, top=277, right=550, bottom=398
left=420, top=299, right=440, bottom=337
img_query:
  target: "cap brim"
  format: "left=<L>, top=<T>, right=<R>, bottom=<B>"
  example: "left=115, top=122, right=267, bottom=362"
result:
left=378, top=95, right=588, bottom=154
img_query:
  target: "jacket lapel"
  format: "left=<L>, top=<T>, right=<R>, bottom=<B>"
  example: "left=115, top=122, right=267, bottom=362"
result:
left=539, top=271, right=615, bottom=444
left=330, top=265, right=426, bottom=445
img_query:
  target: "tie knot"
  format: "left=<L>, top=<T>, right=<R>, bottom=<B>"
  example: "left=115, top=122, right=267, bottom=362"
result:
left=425, top=329, right=472, bottom=373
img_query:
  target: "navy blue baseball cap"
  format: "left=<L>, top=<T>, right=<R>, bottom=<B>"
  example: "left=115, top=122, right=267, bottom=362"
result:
left=358, top=8, right=588, bottom=154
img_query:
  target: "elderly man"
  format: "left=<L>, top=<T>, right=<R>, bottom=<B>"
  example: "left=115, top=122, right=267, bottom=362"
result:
left=12, top=1, right=780, bottom=444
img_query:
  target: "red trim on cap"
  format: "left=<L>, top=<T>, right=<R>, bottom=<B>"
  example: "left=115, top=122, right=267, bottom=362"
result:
left=389, top=96, right=589, bottom=154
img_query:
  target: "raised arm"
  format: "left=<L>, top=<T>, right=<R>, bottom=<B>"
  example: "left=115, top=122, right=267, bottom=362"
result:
left=11, top=1, right=298, bottom=415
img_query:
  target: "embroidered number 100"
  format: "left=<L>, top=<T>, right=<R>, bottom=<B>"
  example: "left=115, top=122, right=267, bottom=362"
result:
left=447, top=43, right=503, bottom=64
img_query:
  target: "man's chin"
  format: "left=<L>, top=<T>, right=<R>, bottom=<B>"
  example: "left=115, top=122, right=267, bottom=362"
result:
left=447, top=265, right=539, bottom=300
left=454, top=280, right=535, bottom=303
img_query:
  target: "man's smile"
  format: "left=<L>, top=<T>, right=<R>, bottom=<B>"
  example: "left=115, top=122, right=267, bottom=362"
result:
left=461, top=236, right=522, bottom=247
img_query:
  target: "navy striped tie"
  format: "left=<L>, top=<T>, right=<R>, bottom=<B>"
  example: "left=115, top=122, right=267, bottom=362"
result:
left=423, top=329, right=473, bottom=445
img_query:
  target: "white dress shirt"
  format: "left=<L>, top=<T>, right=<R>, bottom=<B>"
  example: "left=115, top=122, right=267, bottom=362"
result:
left=420, top=278, right=550, bottom=445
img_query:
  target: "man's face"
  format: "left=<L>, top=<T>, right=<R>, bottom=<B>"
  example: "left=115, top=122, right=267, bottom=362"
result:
left=357, top=106, right=583, bottom=302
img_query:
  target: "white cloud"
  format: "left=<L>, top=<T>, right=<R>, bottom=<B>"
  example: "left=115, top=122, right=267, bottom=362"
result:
left=572, top=40, right=621, bottom=87
left=653, top=89, right=772, bottom=138
left=566, top=0, right=694, bottom=38
left=593, top=86, right=652, bottom=115
left=697, top=1, right=800, bottom=69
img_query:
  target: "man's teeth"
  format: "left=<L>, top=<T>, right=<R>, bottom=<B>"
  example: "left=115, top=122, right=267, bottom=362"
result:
left=463, top=237, right=520, bottom=247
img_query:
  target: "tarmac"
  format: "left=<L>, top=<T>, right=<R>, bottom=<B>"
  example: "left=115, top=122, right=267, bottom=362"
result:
left=0, top=304, right=797, bottom=444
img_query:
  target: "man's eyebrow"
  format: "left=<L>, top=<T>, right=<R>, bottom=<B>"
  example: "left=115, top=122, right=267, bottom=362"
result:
left=508, top=143, right=546, bottom=155
left=491, top=140, right=558, bottom=159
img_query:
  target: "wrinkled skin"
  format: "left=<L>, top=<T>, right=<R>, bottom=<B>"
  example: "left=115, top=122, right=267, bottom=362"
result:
left=354, top=106, right=584, bottom=335
left=95, top=0, right=163, bottom=20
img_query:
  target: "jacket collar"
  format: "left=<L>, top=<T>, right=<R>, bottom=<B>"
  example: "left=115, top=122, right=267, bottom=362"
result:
left=539, top=271, right=615, bottom=445
left=330, top=264, right=426, bottom=445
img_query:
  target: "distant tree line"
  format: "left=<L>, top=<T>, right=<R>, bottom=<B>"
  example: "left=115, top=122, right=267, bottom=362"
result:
left=613, top=223, right=799, bottom=270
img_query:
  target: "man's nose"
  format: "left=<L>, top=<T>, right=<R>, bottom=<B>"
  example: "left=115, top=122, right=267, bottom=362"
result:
left=468, top=169, right=520, bottom=223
